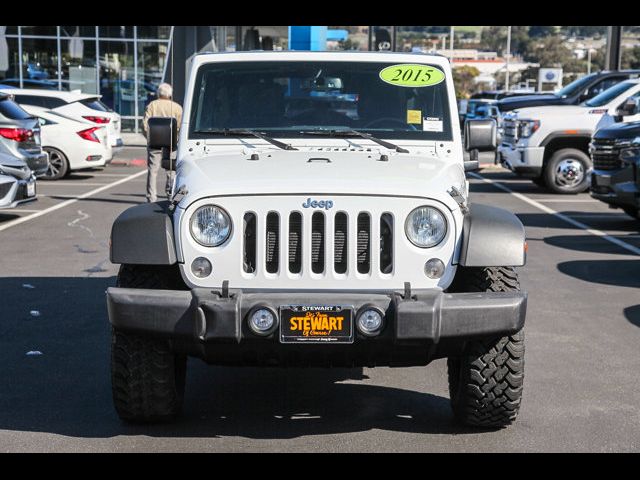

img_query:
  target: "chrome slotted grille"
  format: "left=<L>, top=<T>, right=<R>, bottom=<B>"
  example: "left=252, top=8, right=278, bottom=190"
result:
left=242, top=209, right=394, bottom=277
left=502, top=119, right=518, bottom=145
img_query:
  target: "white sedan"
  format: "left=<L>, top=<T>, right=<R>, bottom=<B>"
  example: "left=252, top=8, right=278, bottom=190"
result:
left=0, top=88, right=123, bottom=149
left=22, top=107, right=113, bottom=180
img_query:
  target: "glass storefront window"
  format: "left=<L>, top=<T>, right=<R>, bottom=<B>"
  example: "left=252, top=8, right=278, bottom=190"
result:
left=60, top=26, right=96, bottom=38
left=4, top=26, right=18, bottom=35
left=20, top=26, right=57, bottom=36
left=0, top=36, right=19, bottom=83
left=99, top=40, right=135, bottom=115
left=137, top=26, right=171, bottom=39
left=137, top=41, right=167, bottom=113
left=19, top=37, right=59, bottom=89
left=60, top=39, right=98, bottom=93
left=98, top=26, right=134, bottom=39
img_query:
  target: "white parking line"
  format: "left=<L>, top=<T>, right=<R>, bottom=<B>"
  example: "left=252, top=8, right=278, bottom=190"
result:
left=535, top=198, right=598, bottom=203
left=567, top=213, right=628, bottom=219
left=469, top=172, right=640, bottom=256
left=37, top=182, right=113, bottom=187
left=97, top=173, right=139, bottom=177
left=0, top=170, right=146, bottom=233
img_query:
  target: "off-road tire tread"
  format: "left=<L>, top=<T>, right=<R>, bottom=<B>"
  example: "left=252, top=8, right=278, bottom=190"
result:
left=447, top=266, right=525, bottom=428
left=111, top=264, right=186, bottom=423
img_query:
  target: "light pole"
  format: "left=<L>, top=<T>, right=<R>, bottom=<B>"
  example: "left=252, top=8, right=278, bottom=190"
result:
left=449, top=26, right=455, bottom=60
left=505, top=25, right=511, bottom=91
left=587, top=43, right=594, bottom=75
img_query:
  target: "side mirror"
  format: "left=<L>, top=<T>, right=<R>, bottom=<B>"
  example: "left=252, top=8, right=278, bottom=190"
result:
left=147, top=116, right=177, bottom=150
left=465, top=118, right=497, bottom=151
left=616, top=97, right=638, bottom=117
left=579, top=88, right=591, bottom=102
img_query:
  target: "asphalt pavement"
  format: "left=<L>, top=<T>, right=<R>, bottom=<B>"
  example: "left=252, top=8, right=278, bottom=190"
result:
left=1, top=148, right=639, bottom=452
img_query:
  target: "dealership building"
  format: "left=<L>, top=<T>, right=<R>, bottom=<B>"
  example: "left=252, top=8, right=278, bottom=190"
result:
left=0, top=26, right=626, bottom=132
left=0, top=26, right=318, bottom=132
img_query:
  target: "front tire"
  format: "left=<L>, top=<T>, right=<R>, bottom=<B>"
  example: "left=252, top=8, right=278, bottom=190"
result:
left=111, top=264, right=187, bottom=423
left=41, top=147, right=69, bottom=180
left=544, top=148, right=591, bottom=194
left=447, top=266, right=525, bottom=428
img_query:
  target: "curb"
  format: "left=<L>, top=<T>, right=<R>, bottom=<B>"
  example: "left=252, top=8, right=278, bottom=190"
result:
left=109, top=158, right=147, bottom=168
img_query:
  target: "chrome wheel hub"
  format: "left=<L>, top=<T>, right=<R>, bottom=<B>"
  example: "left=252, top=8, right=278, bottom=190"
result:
left=555, top=159, right=585, bottom=187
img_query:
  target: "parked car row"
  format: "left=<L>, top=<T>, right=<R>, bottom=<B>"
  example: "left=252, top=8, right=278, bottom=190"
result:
left=0, top=88, right=123, bottom=183
left=465, top=69, right=640, bottom=220
left=0, top=93, right=42, bottom=209
left=0, top=87, right=124, bottom=211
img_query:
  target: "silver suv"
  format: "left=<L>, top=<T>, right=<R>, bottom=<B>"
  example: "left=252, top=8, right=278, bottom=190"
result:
left=0, top=92, right=48, bottom=176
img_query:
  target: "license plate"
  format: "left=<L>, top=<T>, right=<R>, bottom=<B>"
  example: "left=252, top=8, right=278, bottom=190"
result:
left=27, top=181, right=36, bottom=197
left=280, top=305, right=353, bottom=344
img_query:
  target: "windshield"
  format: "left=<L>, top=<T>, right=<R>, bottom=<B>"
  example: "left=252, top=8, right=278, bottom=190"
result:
left=583, top=81, right=637, bottom=107
left=554, top=73, right=597, bottom=98
left=190, top=60, right=452, bottom=141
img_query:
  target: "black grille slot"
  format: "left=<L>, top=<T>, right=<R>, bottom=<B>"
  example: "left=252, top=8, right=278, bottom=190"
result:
left=288, top=212, right=302, bottom=274
left=357, top=212, right=371, bottom=274
left=243, top=212, right=256, bottom=273
left=592, top=140, right=622, bottom=170
left=334, top=212, right=348, bottom=274
left=0, top=182, right=13, bottom=199
left=380, top=213, right=393, bottom=274
left=265, top=212, right=279, bottom=274
left=593, top=153, right=622, bottom=170
left=311, top=212, right=325, bottom=274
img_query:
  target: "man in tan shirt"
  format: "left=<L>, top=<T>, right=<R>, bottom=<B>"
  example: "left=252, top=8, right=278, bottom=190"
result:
left=142, top=83, right=183, bottom=202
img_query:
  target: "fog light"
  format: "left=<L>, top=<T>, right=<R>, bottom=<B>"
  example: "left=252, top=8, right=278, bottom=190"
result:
left=424, top=258, right=445, bottom=279
left=357, top=307, right=384, bottom=336
left=191, top=257, right=212, bottom=278
left=248, top=307, right=277, bottom=335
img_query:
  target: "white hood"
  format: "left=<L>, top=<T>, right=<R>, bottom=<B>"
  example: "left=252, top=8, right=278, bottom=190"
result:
left=175, top=147, right=465, bottom=212
left=513, top=105, right=588, bottom=119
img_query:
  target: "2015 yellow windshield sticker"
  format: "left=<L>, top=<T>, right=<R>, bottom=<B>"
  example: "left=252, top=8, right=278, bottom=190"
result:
left=379, top=64, right=445, bottom=87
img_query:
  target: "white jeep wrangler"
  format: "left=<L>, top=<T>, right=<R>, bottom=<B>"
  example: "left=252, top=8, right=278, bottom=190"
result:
left=107, top=51, right=527, bottom=427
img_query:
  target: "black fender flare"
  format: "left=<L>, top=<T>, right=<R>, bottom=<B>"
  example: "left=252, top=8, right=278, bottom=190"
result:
left=110, top=201, right=177, bottom=265
left=459, top=203, right=526, bottom=267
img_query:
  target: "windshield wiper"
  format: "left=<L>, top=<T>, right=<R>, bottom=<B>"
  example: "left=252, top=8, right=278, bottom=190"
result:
left=194, top=128, right=298, bottom=151
left=301, top=128, right=409, bottom=153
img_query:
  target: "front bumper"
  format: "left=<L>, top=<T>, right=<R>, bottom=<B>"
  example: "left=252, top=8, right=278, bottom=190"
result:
left=106, top=287, right=527, bottom=367
left=499, top=144, right=545, bottom=178
left=590, top=167, right=640, bottom=210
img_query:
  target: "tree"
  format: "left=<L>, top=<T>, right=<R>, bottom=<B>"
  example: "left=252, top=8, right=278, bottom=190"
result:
left=479, top=26, right=531, bottom=56
left=452, top=65, right=480, bottom=99
left=525, top=36, right=582, bottom=71
left=622, top=46, right=640, bottom=69
left=528, top=26, right=559, bottom=38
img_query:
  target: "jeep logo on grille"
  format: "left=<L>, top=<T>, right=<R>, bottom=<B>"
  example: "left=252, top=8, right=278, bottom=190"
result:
left=302, top=198, right=334, bottom=210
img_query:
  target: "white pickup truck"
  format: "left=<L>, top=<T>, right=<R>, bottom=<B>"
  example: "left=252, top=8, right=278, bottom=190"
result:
left=499, top=79, right=640, bottom=193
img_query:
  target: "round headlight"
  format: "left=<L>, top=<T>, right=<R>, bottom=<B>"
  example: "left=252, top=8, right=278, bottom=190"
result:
left=190, top=205, right=232, bottom=247
left=405, top=206, right=447, bottom=248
